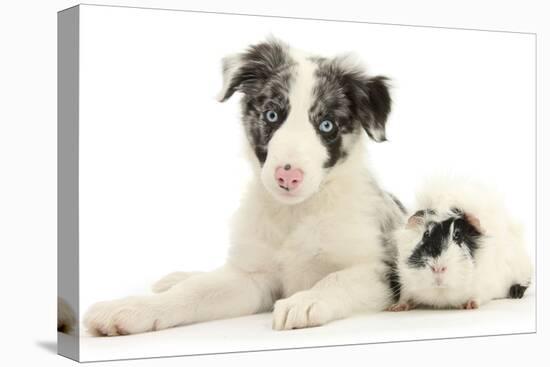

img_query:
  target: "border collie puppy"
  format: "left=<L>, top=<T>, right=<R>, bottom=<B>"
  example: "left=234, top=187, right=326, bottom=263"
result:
left=84, top=38, right=405, bottom=335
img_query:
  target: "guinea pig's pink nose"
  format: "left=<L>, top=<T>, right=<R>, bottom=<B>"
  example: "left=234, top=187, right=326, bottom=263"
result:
left=430, top=265, right=447, bottom=274
left=275, top=164, right=303, bottom=191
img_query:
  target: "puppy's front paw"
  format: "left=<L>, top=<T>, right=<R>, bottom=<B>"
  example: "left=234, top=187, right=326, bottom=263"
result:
left=272, top=291, right=333, bottom=331
left=84, top=297, right=162, bottom=336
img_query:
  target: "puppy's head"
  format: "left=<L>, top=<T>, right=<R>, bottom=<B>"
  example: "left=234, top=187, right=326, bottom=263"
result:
left=218, top=39, right=391, bottom=205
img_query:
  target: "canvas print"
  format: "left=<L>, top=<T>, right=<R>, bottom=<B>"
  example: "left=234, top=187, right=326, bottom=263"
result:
left=58, top=4, right=536, bottom=362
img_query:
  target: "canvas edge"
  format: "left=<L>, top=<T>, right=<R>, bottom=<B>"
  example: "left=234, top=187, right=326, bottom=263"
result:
left=58, top=4, right=80, bottom=362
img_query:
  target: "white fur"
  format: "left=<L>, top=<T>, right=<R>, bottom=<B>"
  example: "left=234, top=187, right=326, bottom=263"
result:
left=260, top=50, right=326, bottom=205
left=392, top=177, right=532, bottom=310
left=84, top=45, right=400, bottom=336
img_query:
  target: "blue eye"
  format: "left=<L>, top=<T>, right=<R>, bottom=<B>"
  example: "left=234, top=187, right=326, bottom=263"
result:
left=264, top=110, right=279, bottom=123
left=319, top=120, right=335, bottom=133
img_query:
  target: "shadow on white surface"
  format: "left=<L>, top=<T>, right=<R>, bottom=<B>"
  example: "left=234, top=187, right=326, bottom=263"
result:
left=79, top=292, right=535, bottom=362
left=35, top=340, right=56, bottom=355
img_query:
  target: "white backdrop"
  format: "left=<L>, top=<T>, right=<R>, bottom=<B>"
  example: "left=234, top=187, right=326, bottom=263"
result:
left=79, top=5, right=536, bottom=316
left=0, top=0, right=547, bottom=366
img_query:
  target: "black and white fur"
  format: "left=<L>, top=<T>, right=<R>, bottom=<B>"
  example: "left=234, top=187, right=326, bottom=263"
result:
left=389, top=178, right=532, bottom=311
left=84, top=38, right=405, bottom=335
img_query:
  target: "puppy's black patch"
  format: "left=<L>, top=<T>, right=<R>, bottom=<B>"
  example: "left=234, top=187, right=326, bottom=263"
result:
left=310, top=57, right=392, bottom=168
left=508, top=284, right=528, bottom=299
left=220, top=40, right=294, bottom=101
left=219, top=39, right=295, bottom=165
left=383, top=260, right=401, bottom=302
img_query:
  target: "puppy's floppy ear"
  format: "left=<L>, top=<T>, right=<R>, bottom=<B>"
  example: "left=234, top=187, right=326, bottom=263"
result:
left=336, top=56, right=392, bottom=142
left=216, top=53, right=244, bottom=102
left=361, top=76, right=392, bottom=141
left=350, top=75, right=392, bottom=142
left=217, top=38, right=291, bottom=103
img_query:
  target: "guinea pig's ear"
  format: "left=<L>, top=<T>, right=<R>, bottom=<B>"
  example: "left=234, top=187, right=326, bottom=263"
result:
left=217, top=38, right=291, bottom=102
left=336, top=56, right=392, bottom=142
left=464, top=212, right=485, bottom=235
left=406, top=210, right=428, bottom=229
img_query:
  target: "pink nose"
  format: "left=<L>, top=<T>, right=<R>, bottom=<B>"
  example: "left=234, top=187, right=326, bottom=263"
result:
left=275, top=165, right=303, bottom=191
left=430, top=265, right=447, bottom=274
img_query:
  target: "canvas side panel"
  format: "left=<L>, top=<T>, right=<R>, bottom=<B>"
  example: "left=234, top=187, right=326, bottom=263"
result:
left=57, top=5, right=80, bottom=361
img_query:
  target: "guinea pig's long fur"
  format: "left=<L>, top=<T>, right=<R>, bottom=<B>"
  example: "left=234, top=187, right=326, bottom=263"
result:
left=391, top=177, right=532, bottom=310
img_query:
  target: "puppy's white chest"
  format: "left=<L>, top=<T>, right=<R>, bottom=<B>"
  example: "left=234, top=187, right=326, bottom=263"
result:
left=275, top=243, right=338, bottom=297
left=273, top=219, right=370, bottom=297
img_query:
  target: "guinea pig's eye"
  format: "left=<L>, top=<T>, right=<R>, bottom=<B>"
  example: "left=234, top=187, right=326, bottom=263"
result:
left=263, top=110, right=279, bottom=124
left=319, top=119, right=336, bottom=134
left=453, top=228, right=462, bottom=242
left=422, top=230, right=430, bottom=240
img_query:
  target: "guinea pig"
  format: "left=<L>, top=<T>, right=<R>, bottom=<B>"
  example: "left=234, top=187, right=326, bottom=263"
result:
left=388, top=178, right=532, bottom=311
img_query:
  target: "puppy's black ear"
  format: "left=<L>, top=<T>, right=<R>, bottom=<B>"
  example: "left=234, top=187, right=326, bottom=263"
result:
left=217, top=38, right=290, bottom=102
left=361, top=76, right=391, bottom=141
left=350, top=75, right=392, bottom=142
left=336, top=57, right=392, bottom=142
left=216, top=53, right=244, bottom=102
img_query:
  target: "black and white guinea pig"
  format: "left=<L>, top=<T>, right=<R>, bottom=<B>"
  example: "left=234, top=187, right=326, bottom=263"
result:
left=388, top=178, right=532, bottom=311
